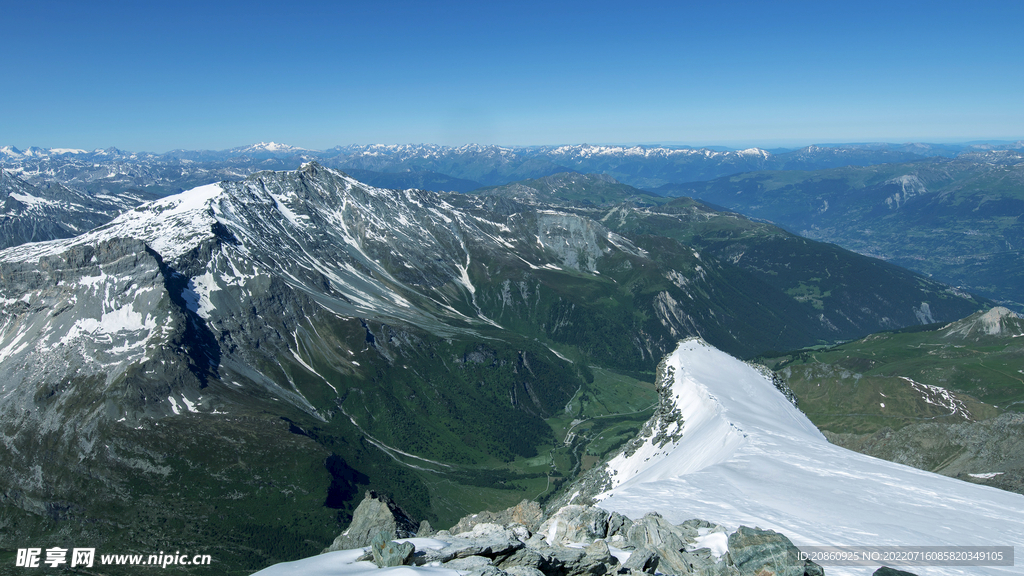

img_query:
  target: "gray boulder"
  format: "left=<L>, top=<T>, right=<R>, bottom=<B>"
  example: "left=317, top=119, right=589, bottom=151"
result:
left=426, top=523, right=526, bottom=565
left=726, top=526, right=821, bottom=576
left=607, top=511, right=631, bottom=539
left=418, top=519, right=434, bottom=537
left=543, top=546, right=591, bottom=576
left=496, top=547, right=559, bottom=573
left=494, top=539, right=617, bottom=576
left=369, top=529, right=415, bottom=567
left=445, top=556, right=494, bottom=570
left=323, top=490, right=419, bottom=552
left=462, top=567, right=513, bottom=576
left=680, top=518, right=727, bottom=534
left=580, top=539, right=617, bottom=575
left=626, top=512, right=692, bottom=552
left=621, top=546, right=659, bottom=573
left=538, top=505, right=634, bottom=547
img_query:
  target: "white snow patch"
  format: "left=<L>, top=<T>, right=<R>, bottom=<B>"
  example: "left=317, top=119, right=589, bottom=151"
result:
left=692, top=531, right=728, bottom=558
left=61, top=303, right=157, bottom=345
left=180, top=396, right=199, bottom=413
left=181, top=271, right=218, bottom=319
left=899, top=376, right=970, bottom=419
left=969, top=472, right=1004, bottom=479
left=9, top=192, right=55, bottom=207
left=546, top=346, right=573, bottom=363
left=252, top=541, right=456, bottom=576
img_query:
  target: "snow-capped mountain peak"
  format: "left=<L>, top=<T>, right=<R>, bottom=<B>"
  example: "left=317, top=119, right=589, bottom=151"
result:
left=230, top=141, right=312, bottom=154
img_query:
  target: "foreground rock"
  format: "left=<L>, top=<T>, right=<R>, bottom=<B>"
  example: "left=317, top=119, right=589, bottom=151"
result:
left=369, top=529, right=416, bottom=567
left=322, top=490, right=419, bottom=552
left=324, top=497, right=824, bottom=576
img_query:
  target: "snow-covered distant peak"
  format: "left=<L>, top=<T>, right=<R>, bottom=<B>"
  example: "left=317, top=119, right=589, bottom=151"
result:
left=596, top=338, right=1024, bottom=576
left=544, top=144, right=774, bottom=161
left=737, top=147, right=769, bottom=158
left=0, top=146, right=89, bottom=158
left=231, top=141, right=311, bottom=154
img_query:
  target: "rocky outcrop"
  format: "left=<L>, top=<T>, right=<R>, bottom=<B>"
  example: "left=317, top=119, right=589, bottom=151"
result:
left=451, top=499, right=547, bottom=533
left=324, top=496, right=825, bottom=576
left=322, top=490, right=419, bottom=552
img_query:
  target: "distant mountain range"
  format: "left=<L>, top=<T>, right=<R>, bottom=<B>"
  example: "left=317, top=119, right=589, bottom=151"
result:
left=4, top=141, right=1023, bottom=198
left=2, top=141, right=1021, bottom=573
left=659, top=152, right=1024, bottom=309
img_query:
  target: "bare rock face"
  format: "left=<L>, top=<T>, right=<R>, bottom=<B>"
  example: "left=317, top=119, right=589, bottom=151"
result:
left=322, top=490, right=419, bottom=552
left=452, top=499, right=546, bottom=534
left=726, top=526, right=821, bottom=576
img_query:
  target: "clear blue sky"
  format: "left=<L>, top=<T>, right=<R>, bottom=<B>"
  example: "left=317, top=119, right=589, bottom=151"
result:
left=3, top=0, right=1022, bottom=152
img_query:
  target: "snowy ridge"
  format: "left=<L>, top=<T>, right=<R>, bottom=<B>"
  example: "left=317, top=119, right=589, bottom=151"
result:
left=596, top=338, right=1024, bottom=576
left=603, top=339, right=820, bottom=489
left=547, top=144, right=769, bottom=160
left=0, top=182, right=223, bottom=264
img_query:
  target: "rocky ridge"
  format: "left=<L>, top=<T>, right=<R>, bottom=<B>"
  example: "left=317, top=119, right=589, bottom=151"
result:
left=313, top=491, right=824, bottom=576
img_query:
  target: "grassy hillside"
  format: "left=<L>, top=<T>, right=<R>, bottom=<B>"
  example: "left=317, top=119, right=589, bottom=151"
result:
left=760, top=307, right=1024, bottom=495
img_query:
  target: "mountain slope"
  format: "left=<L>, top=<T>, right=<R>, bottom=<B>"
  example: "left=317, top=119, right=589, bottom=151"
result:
left=471, top=179, right=987, bottom=349
left=472, top=172, right=668, bottom=206
left=566, top=339, right=1024, bottom=576
left=659, top=153, right=1024, bottom=308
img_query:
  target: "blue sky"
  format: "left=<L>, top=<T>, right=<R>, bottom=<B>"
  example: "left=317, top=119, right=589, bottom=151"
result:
left=3, top=0, right=1023, bottom=152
